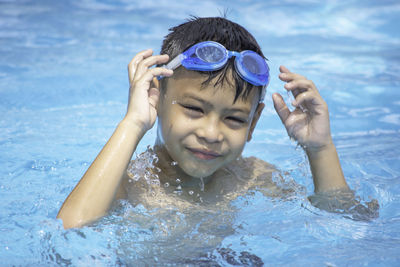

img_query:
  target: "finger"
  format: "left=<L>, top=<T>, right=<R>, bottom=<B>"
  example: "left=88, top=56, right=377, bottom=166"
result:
left=292, top=91, right=316, bottom=107
left=272, top=93, right=290, bottom=124
left=134, top=67, right=173, bottom=87
left=279, top=72, right=306, bottom=83
left=284, top=79, right=317, bottom=99
left=279, top=65, right=310, bottom=83
left=128, top=67, right=171, bottom=111
left=128, top=49, right=153, bottom=84
left=134, top=54, right=170, bottom=81
left=292, top=91, right=327, bottom=113
left=285, top=111, right=307, bottom=140
left=279, top=65, right=291, bottom=74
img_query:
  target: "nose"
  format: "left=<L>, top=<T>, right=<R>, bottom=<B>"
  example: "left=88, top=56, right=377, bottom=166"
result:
left=196, top=115, right=224, bottom=143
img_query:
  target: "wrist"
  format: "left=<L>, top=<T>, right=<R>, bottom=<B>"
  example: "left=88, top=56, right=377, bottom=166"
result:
left=304, top=137, right=334, bottom=157
left=305, top=140, right=348, bottom=192
left=119, top=116, right=148, bottom=139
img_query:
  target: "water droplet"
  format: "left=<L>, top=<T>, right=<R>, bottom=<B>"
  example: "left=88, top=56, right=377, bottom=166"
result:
left=164, top=182, right=170, bottom=188
left=199, top=177, right=205, bottom=192
left=176, top=178, right=181, bottom=184
left=188, top=190, right=194, bottom=195
left=173, top=185, right=182, bottom=195
left=150, top=179, right=160, bottom=186
left=152, top=155, right=159, bottom=163
left=133, top=173, right=140, bottom=181
left=171, top=161, right=178, bottom=166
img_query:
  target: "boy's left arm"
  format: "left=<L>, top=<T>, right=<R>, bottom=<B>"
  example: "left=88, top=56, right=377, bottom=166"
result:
left=272, top=65, right=348, bottom=193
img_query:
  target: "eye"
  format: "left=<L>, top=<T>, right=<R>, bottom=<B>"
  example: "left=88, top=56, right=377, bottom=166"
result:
left=226, top=116, right=247, bottom=127
left=180, top=104, right=204, bottom=117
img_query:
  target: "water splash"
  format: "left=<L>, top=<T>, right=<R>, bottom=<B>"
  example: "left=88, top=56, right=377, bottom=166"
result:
left=126, top=147, right=161, bottom=187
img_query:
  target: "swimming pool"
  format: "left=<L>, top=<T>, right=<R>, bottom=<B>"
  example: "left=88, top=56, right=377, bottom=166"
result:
left=1, top=0, right=400, bottom=265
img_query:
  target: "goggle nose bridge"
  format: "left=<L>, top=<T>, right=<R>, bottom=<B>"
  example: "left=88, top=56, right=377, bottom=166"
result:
left=227, top=50, right=241, bottom=59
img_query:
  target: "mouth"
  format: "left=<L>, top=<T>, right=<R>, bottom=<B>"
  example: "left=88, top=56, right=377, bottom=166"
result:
left=186, top=147, right=222, bottom=160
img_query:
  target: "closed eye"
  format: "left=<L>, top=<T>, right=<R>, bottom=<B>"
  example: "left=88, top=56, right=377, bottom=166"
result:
left=181, top=104, right=203, bottom=113
left=227, top=116, right=245, bottom=123
left=180, top=104, right=204, bottom=118
left=226, top=116, right=247, bottom=128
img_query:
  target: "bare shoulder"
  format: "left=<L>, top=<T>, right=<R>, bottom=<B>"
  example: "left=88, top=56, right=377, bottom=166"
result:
left=114, top=163, right=147, bottom=206
left=226, top=156, right=276, bottom=180
left=218, top=156, right=277, bottom=194
left=245, top=156, right=276, bottom=174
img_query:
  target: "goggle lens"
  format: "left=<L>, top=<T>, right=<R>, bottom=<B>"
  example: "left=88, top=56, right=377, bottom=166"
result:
left=196, top=45, right=225, bottom=63
left=241, top=52, right=267, bottom=75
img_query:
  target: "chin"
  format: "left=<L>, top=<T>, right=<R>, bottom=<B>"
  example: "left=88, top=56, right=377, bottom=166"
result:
left=179, top=161, right=219, bottom=178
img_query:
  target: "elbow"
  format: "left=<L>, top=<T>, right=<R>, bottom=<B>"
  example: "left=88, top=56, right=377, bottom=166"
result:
left=56, top=209, right=100, bottom=229
left=57, top=213, right=86, bottom=229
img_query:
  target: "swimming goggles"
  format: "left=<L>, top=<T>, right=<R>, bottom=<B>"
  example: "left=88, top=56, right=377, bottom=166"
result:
left=160, top=41, right=269, bottom=101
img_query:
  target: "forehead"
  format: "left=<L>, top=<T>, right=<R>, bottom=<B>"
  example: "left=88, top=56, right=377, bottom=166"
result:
left=163, top=68, right=259, bottom=107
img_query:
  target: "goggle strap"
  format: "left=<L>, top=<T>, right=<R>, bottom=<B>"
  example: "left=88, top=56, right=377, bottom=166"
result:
left=259, top=87, right=266, bottom=103
left=165, top=54, right=184, bottom=71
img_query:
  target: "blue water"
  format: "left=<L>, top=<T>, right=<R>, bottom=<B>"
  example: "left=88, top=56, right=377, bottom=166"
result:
left=1, top=0, right=400, bottom=265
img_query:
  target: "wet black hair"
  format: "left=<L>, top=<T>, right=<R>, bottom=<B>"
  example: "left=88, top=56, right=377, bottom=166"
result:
left=159, top=16, right=266, bottom=102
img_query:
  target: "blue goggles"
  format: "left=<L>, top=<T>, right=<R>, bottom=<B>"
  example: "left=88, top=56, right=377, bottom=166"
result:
left=160, top=41, right=269, bottom=101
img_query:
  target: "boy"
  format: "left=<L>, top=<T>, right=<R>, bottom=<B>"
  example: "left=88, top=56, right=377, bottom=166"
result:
left=57, top=17, right=350, bottom=229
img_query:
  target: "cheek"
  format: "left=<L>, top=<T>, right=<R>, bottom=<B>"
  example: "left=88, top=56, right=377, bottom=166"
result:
left=230, top=127, right=250, bottom=145
left=160, top=109, right=195, bottom=146
left=225, top=128, right=250, bottom=155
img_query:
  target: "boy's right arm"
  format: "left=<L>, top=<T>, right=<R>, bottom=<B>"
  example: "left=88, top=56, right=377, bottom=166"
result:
left=57, top=50, right=173, bottom=229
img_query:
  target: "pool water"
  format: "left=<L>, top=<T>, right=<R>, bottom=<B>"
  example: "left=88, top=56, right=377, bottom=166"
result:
left=1, top=0, right=400, bottom=266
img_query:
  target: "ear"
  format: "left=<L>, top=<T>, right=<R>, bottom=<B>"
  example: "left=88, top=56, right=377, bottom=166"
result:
left=247, top=103, right=265, bottom=142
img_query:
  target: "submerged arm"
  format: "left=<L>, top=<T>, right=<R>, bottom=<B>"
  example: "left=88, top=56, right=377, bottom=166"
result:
left=57, top=50, right=172, bottom=228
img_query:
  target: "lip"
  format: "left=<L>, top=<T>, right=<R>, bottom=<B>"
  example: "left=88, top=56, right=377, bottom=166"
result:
left=186, top=147, right=222, bottom=160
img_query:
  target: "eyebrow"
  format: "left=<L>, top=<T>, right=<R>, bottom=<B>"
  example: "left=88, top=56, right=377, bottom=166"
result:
left=181, top=93, right=251, bottom=114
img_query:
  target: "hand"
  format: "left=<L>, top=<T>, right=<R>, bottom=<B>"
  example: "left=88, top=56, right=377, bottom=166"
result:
left=272, top=65, right=332, bottom=151
left=126, top=49, right=173, bottom=132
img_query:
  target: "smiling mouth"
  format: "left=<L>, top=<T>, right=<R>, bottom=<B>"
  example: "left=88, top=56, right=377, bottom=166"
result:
left=186, top=147, right=222, bottom=160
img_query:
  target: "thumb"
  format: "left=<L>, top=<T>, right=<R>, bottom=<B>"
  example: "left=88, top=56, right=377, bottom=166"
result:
left=148, top=87, right=160, bottom=111
left=272, top=93, right=290, bottom=124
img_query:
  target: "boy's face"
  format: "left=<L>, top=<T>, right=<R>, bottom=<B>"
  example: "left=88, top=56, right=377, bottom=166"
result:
left=156, top=68, right=264, bottom=178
